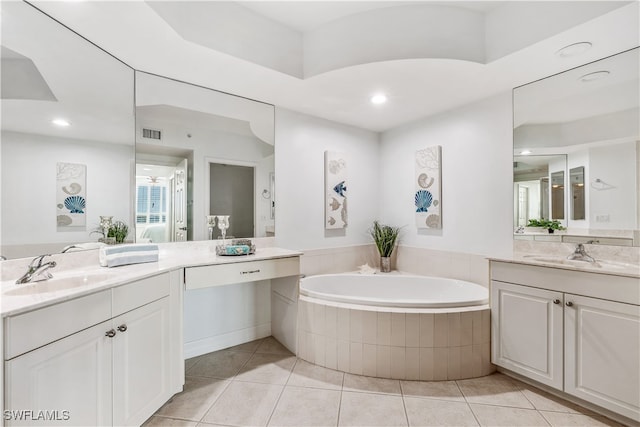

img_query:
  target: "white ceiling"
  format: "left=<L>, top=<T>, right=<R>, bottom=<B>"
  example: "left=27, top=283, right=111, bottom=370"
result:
left=16, top=1, right=640, bottom=133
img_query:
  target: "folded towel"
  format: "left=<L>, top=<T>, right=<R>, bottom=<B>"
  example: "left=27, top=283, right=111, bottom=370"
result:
left=99, top=244, right=159, bottom=268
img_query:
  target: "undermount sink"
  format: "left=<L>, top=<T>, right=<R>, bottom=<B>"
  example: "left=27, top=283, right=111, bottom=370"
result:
left=522, top=255, right=630, bottom=270
left=4, top=272, right=114, bottom=296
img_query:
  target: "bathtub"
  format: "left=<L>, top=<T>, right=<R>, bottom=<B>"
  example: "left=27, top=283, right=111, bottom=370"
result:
left=300, top=273, right=488, bottom=308
left=297, top=273, right=494, bottom=381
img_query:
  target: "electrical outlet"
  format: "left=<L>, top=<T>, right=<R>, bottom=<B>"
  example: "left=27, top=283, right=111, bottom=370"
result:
left=596, top=214, right=610, bottom=223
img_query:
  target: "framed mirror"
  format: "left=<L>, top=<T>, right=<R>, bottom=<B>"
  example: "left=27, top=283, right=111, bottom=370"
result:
left=134, top=72, right=275, bottom=243
left=513, top=47, right=639, bottom=246
left=1, top=2, right=135, bottom=259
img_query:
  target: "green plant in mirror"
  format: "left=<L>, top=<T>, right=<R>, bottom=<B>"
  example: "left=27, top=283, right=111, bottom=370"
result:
left=527, top=218, right=565, bottom=231
left=369, top=220, right=401, bottom=257
left=108, top=221, right=129, bottom=244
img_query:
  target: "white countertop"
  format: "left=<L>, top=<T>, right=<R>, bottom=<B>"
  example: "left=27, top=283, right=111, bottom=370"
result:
left=489, top=253, right=640, bottom=279
left=1, top=242, right=302, bottom=317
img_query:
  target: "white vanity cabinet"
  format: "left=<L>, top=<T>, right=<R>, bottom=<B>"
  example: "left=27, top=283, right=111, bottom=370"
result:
left=3, top=270, right=184, bottom=426
left=490, top=261, right=640, bottom=422
left=491, top=281, right=564, bottom=389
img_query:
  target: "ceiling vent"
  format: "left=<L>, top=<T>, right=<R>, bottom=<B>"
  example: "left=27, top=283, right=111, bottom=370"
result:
left=142, top=128, right=162, bottom=141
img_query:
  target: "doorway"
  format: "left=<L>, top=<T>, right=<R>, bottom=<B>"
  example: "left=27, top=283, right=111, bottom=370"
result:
left=209, top=162, right=254, bottom=239
left=135, top=157, right=189, bottom=243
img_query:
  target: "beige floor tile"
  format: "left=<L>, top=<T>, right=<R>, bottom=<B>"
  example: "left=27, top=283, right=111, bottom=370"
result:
left=339, top=391, right=408, bottom=427
left=401, top=380, right=464, bottom=402
left=235, top=353, right=297, bottom=385
left=256, top=336, right=294, bottom=355
left=225, top=338, right=264, bottom=353
left=457, top=373, right=534, bottom=409
left=186, top=350, right=253, bottom=380
left=154, top=377, right=230, bottom=421
left=521, top=385, right=587, bottom=414
left=201, top=381, right=283, bottom=426
left=470, top=404, right=549, bottom=426
left=268, top=386, right=341, bottom=426
left=539, top=411, right=625, bottom=427
left=287, top=359, right=344, bottom=390
left=343, top=373, right=401, bottom=395
left=142, top=416, right=199, bottom=426
left=185, top=357, right=200, bottom=372
left=404, top=397, right=478, bottom=426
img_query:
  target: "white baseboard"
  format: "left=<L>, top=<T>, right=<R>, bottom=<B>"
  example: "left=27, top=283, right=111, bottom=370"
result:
left=184, top=323, right=271, bottom=359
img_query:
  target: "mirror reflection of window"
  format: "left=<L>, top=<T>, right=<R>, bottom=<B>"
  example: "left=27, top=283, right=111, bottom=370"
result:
left=570, top=166, right=585, bottom=220
left=551, top=171, right=565, bottom=220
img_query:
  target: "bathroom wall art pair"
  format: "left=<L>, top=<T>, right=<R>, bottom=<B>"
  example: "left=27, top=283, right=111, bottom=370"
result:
left=323, top=146, right=442, bottom=230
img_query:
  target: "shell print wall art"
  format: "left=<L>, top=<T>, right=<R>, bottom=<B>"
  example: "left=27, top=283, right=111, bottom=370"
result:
left=325, top=151, right=347, bottom=229
left=415, top=146, right=442, bottom=229
left=57, top=162, right=87, bottom=229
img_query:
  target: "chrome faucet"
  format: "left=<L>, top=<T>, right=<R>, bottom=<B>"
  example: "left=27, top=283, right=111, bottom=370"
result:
left=16, top=254, right=57, bottom=284
left=567, top=243, right=596, bottom=263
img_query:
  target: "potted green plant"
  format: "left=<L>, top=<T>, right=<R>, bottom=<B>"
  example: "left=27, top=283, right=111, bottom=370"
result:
left=369, top=220, right=401, bottom=272
left=108, top=220, right=129, bottom=244
left=527, top=218, right=565, bottom=234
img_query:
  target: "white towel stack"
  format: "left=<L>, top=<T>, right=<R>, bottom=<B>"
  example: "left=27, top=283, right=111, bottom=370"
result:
left=99, top=244, right=159, bottom=268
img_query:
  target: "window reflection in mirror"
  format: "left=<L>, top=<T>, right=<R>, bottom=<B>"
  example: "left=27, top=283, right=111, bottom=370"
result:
left=551, top=171, right=565, bottom=220
left=570, top=166, right=585, bottom=220
left=513, top=47, right=639, bottom=245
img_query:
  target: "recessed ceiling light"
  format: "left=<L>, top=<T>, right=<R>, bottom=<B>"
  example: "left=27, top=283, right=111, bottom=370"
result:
left=579, top=71, right=610, bottom=82
left=51, top=118, right=71, bottom=127
left=370, top=94, right=387, bottom=105
left=520, top=150, right=532, bottom=155
left=143, top=168, right=152, bottom=171
left=556, top=42, right=592, bottom=58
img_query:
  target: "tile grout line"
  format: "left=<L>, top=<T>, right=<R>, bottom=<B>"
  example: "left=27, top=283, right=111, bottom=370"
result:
left=193, top=339, right=263, bottom=426
left=263, top=355, right=297, bottom=427
left=456, top=379, right=482, bottom=427
left=336, top=365, right=346, bottom=427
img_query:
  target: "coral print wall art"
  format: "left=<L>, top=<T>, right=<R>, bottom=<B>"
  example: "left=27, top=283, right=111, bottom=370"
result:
left=415, top=146, right=442, bottom=229
left=325, top=151, right=348, bottom=229
left=57, top=162, right=87, bottom=229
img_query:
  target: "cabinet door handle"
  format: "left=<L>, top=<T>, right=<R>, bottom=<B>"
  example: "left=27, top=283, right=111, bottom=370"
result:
left=553, top=299, right=561, bottom=305
left=566, top=301, right=574, bottom=307
left=105, top=329, right=116, bottom=338
left=117, top=324, right=127, bottom=332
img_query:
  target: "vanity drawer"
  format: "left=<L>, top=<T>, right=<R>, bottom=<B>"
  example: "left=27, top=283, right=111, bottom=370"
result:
left=185, top=257, right=300, bottom=290
left=112, top=272, right=170, bottom=317
left=4, top=289, right=111, bottom=360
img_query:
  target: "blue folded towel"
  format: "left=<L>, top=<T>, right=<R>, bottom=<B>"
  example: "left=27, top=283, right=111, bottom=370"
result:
left=99, top=244, right=159, bottom=268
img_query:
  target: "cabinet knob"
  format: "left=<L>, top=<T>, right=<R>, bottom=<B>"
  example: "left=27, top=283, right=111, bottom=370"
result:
left=566, top=301, right=574, bottom=307
left=117, top=324, right=128, bottom=332
left=553, top=299, right=561, bottom=305
left=105, top=329, right=116, bottom=338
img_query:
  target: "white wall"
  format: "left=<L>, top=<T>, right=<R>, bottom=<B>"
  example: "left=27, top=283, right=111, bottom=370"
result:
left=589, top=141, right=637, bottom=230
left=1, top=131, right=132, bottom=257
left=378, top=93, right=513, bottom=258
left=274, top=108, right=380, bottom=250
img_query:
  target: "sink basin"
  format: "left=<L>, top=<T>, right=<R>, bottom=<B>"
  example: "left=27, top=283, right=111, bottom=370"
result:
left=523, top=255, right=632, bottom=270
left=4, top=272, right=113, bottom=296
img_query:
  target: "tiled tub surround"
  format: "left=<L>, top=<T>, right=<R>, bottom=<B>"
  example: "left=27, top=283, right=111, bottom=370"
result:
left=297, top=297, right=493, bottom=381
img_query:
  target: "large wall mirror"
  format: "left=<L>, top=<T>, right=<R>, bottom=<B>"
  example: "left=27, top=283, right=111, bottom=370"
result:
left=513, top=47, right=639, bottom=246
left=135, top=72, right=275, bottom=244
left=1, top=2, right=135, bottom=259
